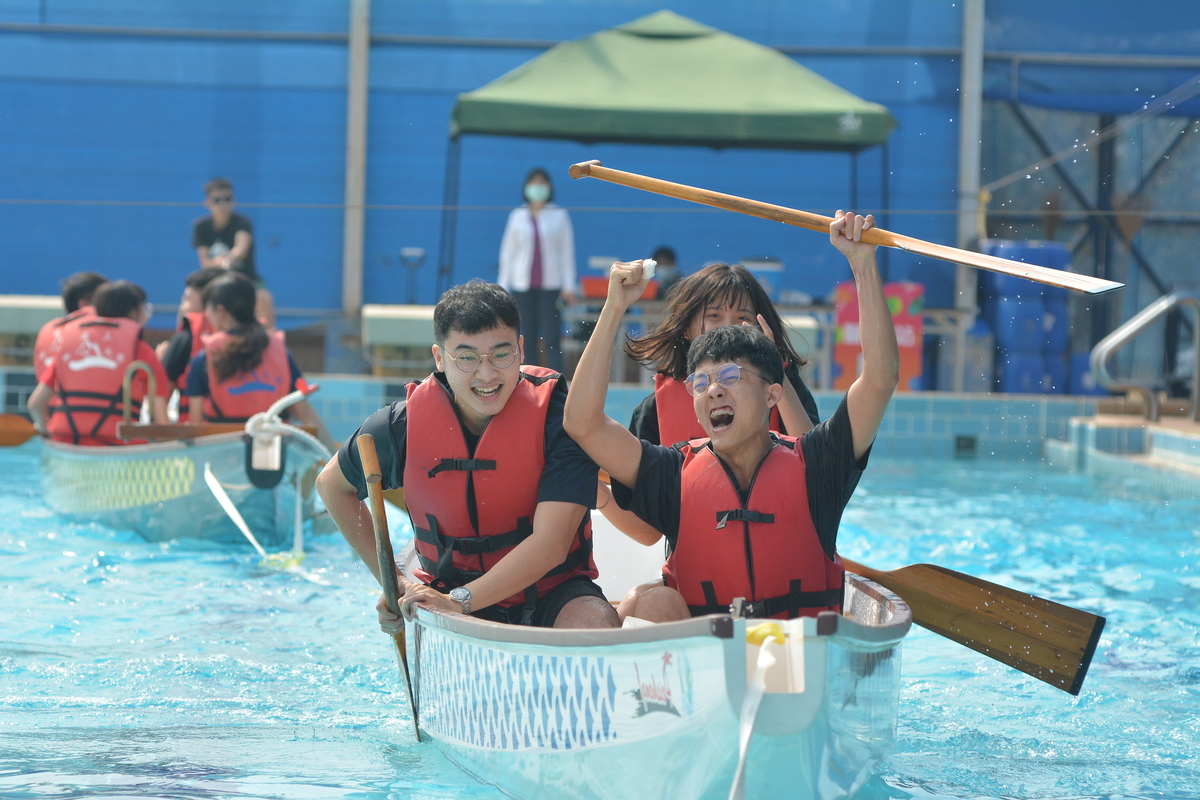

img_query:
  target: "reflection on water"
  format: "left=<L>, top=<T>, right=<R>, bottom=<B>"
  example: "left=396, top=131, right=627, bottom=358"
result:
left=2, top=443, right=1198, bottom=799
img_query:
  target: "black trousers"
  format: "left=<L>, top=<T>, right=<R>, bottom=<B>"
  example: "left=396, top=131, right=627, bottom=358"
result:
left=512, top=288, right=563, bottom=371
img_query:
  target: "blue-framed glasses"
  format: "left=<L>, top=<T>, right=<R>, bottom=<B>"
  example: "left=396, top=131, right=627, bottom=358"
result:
left=440, top=346, right=518, bottom=373
left=683, top=363, right=767, bottom=397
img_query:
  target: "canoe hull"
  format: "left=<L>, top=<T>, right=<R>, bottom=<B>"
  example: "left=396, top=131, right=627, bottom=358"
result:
left=40, top=433, right=322, bottom=546
left=404, top=573, right=910, bottom=800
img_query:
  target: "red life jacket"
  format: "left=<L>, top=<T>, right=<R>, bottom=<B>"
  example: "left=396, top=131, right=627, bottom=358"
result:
left=665, top=435, right=844, bottom=619
left=47, top=316, right=147, bottom=446
left=403, top=366, right=597, bottom=617
left=200, top=328, right=291, bottom=422
left=35, top=308, right=92, bottom=375
left=175, top=311, right=213, bottom=422
left=654, top=373, right=783, bottom=445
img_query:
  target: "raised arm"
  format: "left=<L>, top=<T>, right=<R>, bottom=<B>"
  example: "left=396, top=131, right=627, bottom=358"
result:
left=562, top=260, right=653, bottom=489
left=833, top=211, right=899, bottom=459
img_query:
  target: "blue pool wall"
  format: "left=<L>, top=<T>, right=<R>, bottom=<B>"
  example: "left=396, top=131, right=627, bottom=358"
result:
left=0, top=367, right=1096, bottom=460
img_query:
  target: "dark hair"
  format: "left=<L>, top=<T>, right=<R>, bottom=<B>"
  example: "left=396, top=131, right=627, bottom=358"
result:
left=686, top=325, right=784, bottom=387
left=203, top=273, right=269, bottom=382
left=523, top=167, right=553, bottom=203
left=433, top=279, right=521, bottom=345
left=185, top=267, right=226, bottom=291
left=204, top=177, right=233, bottom=197
left=651, top=246, right=676, bottom=264
left=60, top=271, right=108, bottom=313
left=92, top=280, right=147, bottom=320
left=624, top=262, right=803, bottom=380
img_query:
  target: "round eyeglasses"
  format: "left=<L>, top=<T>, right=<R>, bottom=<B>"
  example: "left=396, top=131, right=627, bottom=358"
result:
left=683, top=363, right=767, bottom=397
left=440, top=346, right=518, bottom=373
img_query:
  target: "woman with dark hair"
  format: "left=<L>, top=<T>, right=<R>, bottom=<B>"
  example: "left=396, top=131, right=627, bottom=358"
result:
left=185, top=273, right=337, bottom=450
left=625, top=262, right=819, bottom=446
left=498, top=167, right=576, bottom=371
left=28, top=280, right=170, bottom=445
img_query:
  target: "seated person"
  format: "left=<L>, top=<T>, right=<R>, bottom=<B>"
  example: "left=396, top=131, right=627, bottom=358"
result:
left=28, top=280, right=169, bottom=446
left=33, top=271, right=107, bottom=374
left=564, top=212, right=897, bottom=622
left=156, top=267, right=225, bottom=421
left=316, top=279, right=619, bottom=630
left=185, top=273, right=337, bottom=450
left=193, top=177, right=275, bottom=328
left=597, top=260, right=822, bottom=545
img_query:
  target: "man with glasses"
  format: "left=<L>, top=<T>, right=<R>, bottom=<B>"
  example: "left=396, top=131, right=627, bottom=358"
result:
left=564, top=211, right=899, bottom=623
left=318, top=279, right=619, bottom=629
left=192, top=177, right=275, bottom=327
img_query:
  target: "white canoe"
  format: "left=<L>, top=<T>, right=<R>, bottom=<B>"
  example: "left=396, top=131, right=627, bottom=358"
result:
left=398, top=517, right=912, bottom=800
left=41, top=431, right=326, bottom=547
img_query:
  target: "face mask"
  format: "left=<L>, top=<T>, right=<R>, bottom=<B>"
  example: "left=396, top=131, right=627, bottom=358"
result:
left=524, top=183, right=550, bottom=204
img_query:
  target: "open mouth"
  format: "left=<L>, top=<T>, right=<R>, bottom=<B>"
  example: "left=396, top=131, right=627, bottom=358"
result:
left=472, top=384, right=502, bottom=399
left=709, top=408, right=734, bottom=432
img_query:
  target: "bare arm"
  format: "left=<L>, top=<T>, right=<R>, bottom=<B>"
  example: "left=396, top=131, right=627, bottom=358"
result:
left=832, top=212, right=899, bottom=459
left=152, top=396, right=169, bottom=424
left=398, top=500, right=589, bottom=615
left=188, top=396, right=207, bottom=423
left=562, top=260, right=653, bottom=489
left=316, top=458, right=389, bottom=584
left=750, top=313, right=813, bottom=436
left=228, top=230, right=252, bottom=266
left=27, top=383, right=53, bottom=434
left=596, top=479, right=663, bottom=546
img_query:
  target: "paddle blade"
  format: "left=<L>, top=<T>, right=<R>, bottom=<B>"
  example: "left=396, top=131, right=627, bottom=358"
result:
left=843, top=558, right=1105, bottom=695
left=0, top=414, right=39, bottom=447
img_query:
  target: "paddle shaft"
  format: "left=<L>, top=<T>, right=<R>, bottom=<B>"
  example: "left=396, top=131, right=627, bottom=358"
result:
left=357, top=433, right=421, bottom=738
left=568, top=160, right=1122, bottom=296
left=116, top=422, right=319, bottom=441
left=0, top=414, right=39, bottom=447
left=842, top=557, right=1105, bottom=695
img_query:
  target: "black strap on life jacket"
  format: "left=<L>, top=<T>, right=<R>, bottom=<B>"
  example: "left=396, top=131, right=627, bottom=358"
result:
left=56, top=387, right=138, bottom=445
left=715, top=508, right=775, bottom=530
left=687, top=579, right=843, bottom=619
left=427, top=458, right=497, bottom=479
left=413, top=512, right=593, bottom=623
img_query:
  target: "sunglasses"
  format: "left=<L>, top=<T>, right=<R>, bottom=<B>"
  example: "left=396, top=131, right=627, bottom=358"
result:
left=208, top=196, right=233, bottom=204
left=683, top=363, right=768, bottom=397
left=440, top=346, right=518, bottom=373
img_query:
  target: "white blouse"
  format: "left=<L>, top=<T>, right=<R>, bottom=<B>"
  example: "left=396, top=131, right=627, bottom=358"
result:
left=498, top=204, right=577, bottom=293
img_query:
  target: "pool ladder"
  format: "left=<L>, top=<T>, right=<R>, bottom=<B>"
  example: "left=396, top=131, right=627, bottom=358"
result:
left=1090, top=291, right=1200, bottom=422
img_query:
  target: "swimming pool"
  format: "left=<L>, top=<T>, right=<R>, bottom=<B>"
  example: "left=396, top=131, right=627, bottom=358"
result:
left=2, top=440, right=1197, bottom=799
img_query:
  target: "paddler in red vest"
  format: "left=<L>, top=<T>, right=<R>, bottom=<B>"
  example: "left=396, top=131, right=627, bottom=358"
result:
left=33, top=271, right=108, bottom=376
left=28, top=280, right=170, bottom=445
left=317, top=279, right=619, bottom=629
left=184, top=272, right=338, bottom=450
left=596, top=261, right=822, bottom=544
left=156, top=267, right=224, bottom=421
left=565, top=211, right=898, bottom=623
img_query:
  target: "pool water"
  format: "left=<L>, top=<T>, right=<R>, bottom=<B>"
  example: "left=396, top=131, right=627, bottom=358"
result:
left=2, top=440, right=1198, bottom=799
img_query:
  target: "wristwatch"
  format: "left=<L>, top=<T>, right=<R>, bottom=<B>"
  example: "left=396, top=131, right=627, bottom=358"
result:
left=449, top=586, right=472, bottom=615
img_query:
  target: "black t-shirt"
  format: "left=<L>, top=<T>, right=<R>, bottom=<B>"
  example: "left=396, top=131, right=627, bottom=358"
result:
left=611, top=395, right=868, bottom=561
left=335, top=372, right=599, bottom=509
left=192, top=212, right=257, bottom=279
left=628, top=361, right=821, bottom=444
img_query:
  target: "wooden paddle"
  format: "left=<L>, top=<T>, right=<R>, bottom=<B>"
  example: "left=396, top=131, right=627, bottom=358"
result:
left=842, top=557, right=1105, bottom=695
left=0, top=414, right=40, bottom=447
left=115, top=422, right=319, bottom=441
left=568, top=160, right=1122, bottom=296
left=357, top=433, right=422, bottom=740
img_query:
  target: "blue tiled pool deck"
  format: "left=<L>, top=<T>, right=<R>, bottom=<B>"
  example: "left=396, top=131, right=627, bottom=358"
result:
left=5, top=366, right=1198, bottom=499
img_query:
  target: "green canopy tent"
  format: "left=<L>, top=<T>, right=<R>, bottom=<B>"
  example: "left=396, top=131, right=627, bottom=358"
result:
left=437, top=10, right=897, bottom=290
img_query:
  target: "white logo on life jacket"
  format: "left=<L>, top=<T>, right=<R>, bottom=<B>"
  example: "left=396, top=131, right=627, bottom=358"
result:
left=66, top=331, right=124, bottom=372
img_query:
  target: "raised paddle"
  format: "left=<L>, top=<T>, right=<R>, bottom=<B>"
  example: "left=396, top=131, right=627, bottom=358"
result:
left=357, top=433, right=421, bottom=740
left=0, top=414, right=40, bottom=447
left=568, top=160, right=1122, bottom=296
left=842, top=557, right=1105, bottom=695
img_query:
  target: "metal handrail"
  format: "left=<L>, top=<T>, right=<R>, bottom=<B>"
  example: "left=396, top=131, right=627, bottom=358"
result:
left=1090, top=292, right=1200, bottom=422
